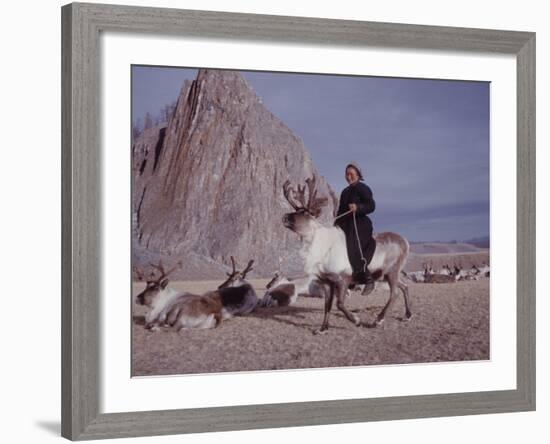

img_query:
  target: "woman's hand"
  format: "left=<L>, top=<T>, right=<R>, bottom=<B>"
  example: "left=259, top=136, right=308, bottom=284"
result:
left=349, top=203, right=357, bottom=213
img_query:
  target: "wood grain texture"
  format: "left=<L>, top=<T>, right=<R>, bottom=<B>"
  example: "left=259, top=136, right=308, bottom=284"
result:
left=61, top=2, right=536, bottom=440
left=75, top=2, right=531, bottom=53
left=62, top=3, right=101, bottom=439
left=75, top=390, right=532, bottom=440
left=61, top=4, right=73, bottom=439
left=516, top=34, right=536, bottom=409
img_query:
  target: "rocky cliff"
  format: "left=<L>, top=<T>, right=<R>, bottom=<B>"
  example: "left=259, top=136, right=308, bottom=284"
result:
left=132, top=69, right=337, bottom=279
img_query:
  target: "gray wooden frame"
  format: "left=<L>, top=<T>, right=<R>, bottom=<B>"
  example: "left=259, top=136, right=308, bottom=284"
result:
left=61, top=2, right=536, bottom=440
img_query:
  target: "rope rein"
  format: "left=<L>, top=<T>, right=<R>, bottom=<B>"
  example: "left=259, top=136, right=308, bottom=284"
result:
left=334, top=209, right=368, bottom=273
left=333, top=209, right=353, bottom=221
left=352, top=211, right=368, bottom=273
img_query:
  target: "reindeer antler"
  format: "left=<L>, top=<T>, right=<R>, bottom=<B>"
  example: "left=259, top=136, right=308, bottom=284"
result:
left=305, top=175, right=328, bottom=217
left=241, top=260, right=254, bottom=279
left=283, top=176, right=328, bottom=217
left=227, top=256, right=237, bottom=276
left=266, top=271, right=281, bottom=289
left=149, top=260, right=165, bottom=280
left=133, top=266, right=145, bottom=281
left=295, top=184, right=307, bottom=208
left=306, top=176, right=318, bottom=208
left=149, top=260, right=181, bottom=282
left=283, top=180, right=301, bottom=210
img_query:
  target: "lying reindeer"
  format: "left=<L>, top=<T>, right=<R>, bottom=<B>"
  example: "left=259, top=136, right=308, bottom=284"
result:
left=216, top=256, right=259, bottom=315
left=472, top=263, right=490, bottom=278
left=403, top=270, right=426, bottom=283
left=282, top=175, right=411, bottom=333
left=260, top=272, right=329, bottom=307
left=134, top=258, right=258, bottom=331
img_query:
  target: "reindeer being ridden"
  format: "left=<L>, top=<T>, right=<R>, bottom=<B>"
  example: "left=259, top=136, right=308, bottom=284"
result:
left=282, top=176, right=411, bottom=333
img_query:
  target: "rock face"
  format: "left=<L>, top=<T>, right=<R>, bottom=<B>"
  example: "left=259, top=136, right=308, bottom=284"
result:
left=132, top=69, right=337, bottom=279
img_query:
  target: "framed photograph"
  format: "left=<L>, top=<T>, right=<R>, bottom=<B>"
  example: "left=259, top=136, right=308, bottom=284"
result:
left=62, top=2, right=535, bottom=440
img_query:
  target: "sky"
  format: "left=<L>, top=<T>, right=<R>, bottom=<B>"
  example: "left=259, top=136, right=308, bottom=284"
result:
left=132, top=66, right=490, bottom=243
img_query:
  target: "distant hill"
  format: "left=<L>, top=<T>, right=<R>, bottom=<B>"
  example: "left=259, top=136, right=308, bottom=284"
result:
left=463, top=236, right=490, bottom=248
left=409, top=235, right=490, bottom=252
left=409, top=242, right=486, bottom=255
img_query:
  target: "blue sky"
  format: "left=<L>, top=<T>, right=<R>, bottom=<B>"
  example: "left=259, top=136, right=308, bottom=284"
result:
left=132, top=66, right=490, bottom=242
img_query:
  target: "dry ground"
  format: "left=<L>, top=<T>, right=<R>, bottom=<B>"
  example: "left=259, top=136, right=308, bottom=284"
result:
left=132, top=278, right=489, bottom=376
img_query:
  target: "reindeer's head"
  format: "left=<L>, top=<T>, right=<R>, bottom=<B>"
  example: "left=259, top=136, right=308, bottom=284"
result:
left=282, top=175, right=328, bottom=236
left=134, top=261, right=180, bottom=307
left=218, top=256, right=254, bottom=289
left=265, top=271, right=284, bottom=289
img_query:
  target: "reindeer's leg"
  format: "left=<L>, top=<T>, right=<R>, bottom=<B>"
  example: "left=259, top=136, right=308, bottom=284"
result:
left=166, top=305, right=182, bottom=326
left=367, top=271, right=399, bottom=328
left=335, top=278, right=361, bottom=327
left=314, top=283, right=335, bottom=335
left=397, top=279, right=412, bottom=320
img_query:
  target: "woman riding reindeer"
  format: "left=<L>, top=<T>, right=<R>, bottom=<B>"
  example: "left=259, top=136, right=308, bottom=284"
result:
left=334, top=162, right=376, bottom=294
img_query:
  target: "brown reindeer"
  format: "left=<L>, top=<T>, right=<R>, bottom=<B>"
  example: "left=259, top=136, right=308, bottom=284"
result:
left=134, top=258, right=258, bottom=331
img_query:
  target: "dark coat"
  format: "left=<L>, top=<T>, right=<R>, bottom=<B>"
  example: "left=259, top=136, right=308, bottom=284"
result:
left=334, top=181, right=376, bottom=273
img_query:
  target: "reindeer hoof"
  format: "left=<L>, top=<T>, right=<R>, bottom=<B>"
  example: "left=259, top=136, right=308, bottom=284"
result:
left=313, top=328, right=328, bottom=335
left=361, top=282, right=375, bottom=296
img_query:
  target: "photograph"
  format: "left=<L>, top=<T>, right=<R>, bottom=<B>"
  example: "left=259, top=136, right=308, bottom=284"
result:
left=1, top=0, right=541, bottom=442
left=131, top=66, right=490, bottom=377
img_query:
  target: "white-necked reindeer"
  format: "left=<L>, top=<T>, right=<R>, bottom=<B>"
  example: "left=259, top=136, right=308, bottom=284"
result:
left=134, top=258, right=258, bottom=331
left=134, top=261, right=183, bottom=330
left=404, top=270, right=426, bottom=283
left=281, top=176, right=411, bottom=333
